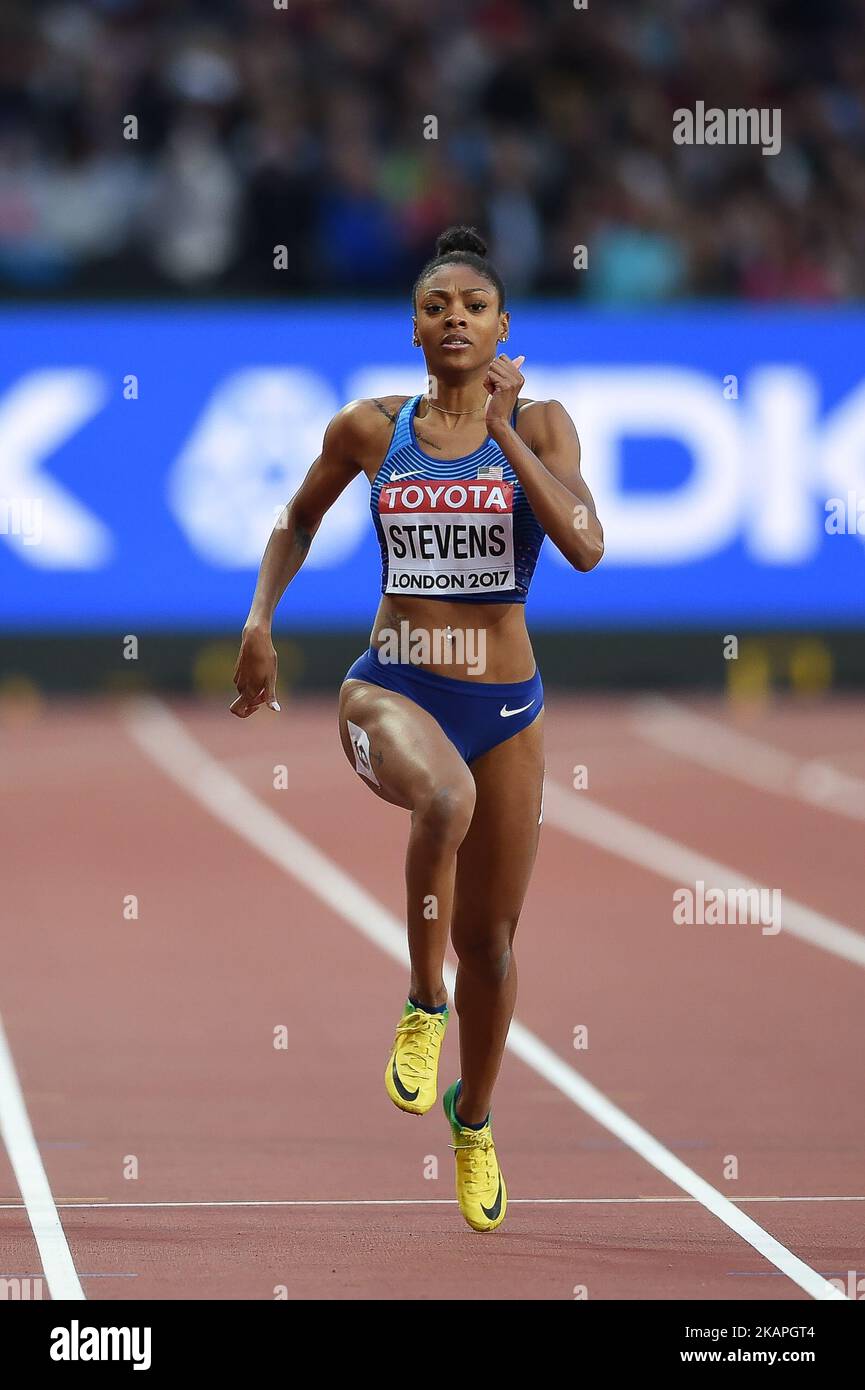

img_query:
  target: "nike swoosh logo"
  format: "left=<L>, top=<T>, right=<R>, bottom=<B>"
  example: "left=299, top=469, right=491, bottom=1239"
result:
left=390, top=470, right=420, bottom=482
left=499, top=700, right=536, bottom=718
left=391, top=1057, right=419, bottom=1102
left=481, top=1175, right=503, bottom=1221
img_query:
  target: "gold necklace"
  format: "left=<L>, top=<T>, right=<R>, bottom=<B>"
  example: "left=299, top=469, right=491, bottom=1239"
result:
left=424, top=399, right=487, bottom=417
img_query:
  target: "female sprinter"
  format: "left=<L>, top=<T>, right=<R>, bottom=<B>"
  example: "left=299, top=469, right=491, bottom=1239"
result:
left=231, top=226, right=603, bottom=1232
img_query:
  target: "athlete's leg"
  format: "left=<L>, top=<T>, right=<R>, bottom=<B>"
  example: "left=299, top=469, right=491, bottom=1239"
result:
left=338, top=678, right=475, bottom=1009
left=449, top=711, right=545, bottom=1122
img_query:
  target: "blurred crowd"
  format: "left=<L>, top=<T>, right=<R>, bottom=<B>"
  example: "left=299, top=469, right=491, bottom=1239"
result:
left=1, top=0, right=864, bottom=301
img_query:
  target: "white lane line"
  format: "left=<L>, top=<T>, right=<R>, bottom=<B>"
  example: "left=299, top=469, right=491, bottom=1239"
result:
left=542, top=779, right=865, bottom=970
left=633, top=695, right=865, bottom=823
left=0, top=1012, right=85, bottom=1299
left=1, top=1195, right=862, bottom=1210
left=124, top=698, right=847, bottom=1302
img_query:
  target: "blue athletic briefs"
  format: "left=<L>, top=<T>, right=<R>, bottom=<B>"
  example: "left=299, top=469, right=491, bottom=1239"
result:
left=344, top=646, right=544, bottom=764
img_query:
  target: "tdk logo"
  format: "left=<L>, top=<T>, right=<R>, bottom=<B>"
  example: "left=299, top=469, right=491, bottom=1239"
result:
left=2, top=362, right=864, bottom=572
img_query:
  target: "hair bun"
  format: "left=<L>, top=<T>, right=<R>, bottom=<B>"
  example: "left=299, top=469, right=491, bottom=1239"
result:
left=434, top=225, right=488, bottom=259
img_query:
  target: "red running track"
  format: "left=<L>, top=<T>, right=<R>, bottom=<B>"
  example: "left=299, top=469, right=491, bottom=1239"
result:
left=1, top=691, right=863, bottom=1300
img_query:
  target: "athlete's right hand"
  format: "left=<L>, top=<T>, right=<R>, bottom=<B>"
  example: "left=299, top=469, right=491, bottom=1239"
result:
left=230, top=623, right=280, bottom=718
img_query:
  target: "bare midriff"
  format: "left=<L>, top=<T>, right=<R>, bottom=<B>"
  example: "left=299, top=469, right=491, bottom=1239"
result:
left=369, top=594, right=536, bottom=683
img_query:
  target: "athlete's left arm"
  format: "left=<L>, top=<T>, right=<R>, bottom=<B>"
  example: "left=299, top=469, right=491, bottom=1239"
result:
left=487, top=399, right=603, bottom=572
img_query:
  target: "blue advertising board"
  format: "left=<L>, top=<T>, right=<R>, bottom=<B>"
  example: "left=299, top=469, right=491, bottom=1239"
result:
left=0, top=304, right=863, bottom=629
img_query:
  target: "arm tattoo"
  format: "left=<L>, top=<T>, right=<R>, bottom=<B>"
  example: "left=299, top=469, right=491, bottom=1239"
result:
left=374, top=397, right=441, bottom=450
left=294, top=523, right=313, bottom=554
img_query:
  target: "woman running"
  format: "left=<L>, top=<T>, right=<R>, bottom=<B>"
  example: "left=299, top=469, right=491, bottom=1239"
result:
left=231, top=226, right=604, bottom=1232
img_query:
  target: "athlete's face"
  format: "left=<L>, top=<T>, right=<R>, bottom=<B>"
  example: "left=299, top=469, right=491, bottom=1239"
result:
left=413, top=264, right=508, bottom=376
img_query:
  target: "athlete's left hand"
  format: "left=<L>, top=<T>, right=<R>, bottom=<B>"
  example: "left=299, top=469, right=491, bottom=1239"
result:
left=483, top=353, right=525, bottom=430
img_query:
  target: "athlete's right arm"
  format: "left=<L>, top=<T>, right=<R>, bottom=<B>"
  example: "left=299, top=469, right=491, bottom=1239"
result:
left=230, top=402, right=378, bottom=719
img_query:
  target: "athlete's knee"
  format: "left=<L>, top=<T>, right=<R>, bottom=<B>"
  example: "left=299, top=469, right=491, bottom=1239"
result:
left=451, top=925, right=515, bottom=983
left=413, top=778, right=476, bottom=848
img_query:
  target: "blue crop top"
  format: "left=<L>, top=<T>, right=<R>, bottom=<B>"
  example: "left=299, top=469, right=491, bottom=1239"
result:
left=370, top=394, right=545, bottom=604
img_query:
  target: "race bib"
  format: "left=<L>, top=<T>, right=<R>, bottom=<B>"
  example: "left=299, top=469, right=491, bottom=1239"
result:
left=378, top=479, right=515, bottom=596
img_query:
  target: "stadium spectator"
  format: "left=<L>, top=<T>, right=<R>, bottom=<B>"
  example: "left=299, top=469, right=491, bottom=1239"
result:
left=0, top=0, right=862, bottom=300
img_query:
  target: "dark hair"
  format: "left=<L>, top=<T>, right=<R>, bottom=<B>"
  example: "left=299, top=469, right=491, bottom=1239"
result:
left=412, top=225, right=506, bottom=310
